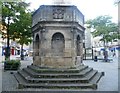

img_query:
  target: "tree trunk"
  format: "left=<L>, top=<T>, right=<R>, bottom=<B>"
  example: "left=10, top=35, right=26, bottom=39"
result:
left=103, top=40, right=108, bottom=62
left=20, top=44, right=24, bottom=60
left=5, top=17, right=10, bottom=61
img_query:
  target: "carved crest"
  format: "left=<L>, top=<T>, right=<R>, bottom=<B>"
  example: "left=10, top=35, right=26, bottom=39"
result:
left=53, top=8, right=64, bottom=19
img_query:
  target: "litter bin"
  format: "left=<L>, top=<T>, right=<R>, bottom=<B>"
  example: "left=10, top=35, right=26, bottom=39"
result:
left=94, top=56, right=98, bottom=62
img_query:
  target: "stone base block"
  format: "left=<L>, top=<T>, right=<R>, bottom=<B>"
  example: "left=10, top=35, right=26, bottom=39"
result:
left=39, top=57, right=75, bottom=68
left=33, top=56, right=41, bottom=65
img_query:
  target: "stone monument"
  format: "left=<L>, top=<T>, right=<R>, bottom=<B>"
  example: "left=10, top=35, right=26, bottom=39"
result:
left=14, top=1, right=104, bottom=90
left=32, top=4, right=85, bottom=68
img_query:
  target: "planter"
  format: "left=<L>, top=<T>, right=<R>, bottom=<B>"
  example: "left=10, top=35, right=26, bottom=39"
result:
left=4, top=60, right=21, bottom=70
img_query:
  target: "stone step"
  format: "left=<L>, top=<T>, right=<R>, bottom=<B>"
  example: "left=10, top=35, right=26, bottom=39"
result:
left=27, top=65, right=88, bottom=73
left=14, top=65, right=104, bottom=90
left=27, top=65, right=84, bottom=72
left=14, top=73, right=97, bottom=89
left=84, top=70, right=98, bottom=81
left=17, top=69, right=97, bottom=84
left=14, top=73, right=27, bottom=89
left=90, top=72, right=104, bottom=84
left=23, top=67, right=93, bottom=78
left=18, top=70, right=31, bottom=81
left=23, top=83, right=96, bottom=89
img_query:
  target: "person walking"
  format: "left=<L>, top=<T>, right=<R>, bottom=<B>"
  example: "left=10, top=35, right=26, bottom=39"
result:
left=113, top=52, right=116, bottom=57
left=94, top=50, right=98, bottom=62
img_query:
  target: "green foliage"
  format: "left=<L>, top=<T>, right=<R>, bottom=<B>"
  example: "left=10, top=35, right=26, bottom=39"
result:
left=86, top=15, right=118, bottom=43
left=5, top=59, right=20, bottom=64
left=4, top=60, right=21, bottom=70
left=9, top=7, right=32, bottom=45
left=2, top=2, right=32, bottom=45
left=2, top=2, right=32, bottom=60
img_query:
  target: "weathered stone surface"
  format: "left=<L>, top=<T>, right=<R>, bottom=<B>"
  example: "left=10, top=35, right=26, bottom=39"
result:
left=32, top=5, right=85, bottom=68
left=33, top=56, right=41, bottom=65
left=14, top=65, right=104, bottom=89
left=13, top=5, right=104, bottom=91
left=36, top=57, right=74, bottom=68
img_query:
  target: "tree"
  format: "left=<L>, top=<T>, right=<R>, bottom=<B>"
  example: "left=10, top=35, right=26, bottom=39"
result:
left=2, top=2, right=32, bottom=60
left=10, top=9, right=32, bottom=60
left=86, top=15, right=118, bottom=62
left=2, top=2, right=16, bottom=60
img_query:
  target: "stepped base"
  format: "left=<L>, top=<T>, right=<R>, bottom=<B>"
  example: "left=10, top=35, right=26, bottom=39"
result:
left=14, top=65, right=104, bottom=90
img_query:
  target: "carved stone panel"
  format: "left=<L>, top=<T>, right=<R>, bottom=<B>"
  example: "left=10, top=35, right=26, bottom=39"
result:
left=53, top=8, right=64, bottom=19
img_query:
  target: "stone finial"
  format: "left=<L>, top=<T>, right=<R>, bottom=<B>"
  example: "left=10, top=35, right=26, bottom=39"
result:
left=52, top=0, right=71, bottom=5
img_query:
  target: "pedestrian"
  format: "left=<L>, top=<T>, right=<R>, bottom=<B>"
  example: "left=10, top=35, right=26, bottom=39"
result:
left=94, top=50, right=98, bottom=62
left=104, top=51, right=108, bottom=62
left=3, top=49, right=6, bottom=56
left=113, top=52, right=116, bottom=57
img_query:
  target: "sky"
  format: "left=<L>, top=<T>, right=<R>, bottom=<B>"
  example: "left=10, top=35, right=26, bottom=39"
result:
left=25, top=0, right=118, bottom=23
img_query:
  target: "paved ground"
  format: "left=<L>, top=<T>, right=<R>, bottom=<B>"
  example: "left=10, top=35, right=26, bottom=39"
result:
left=0, top=55, right=119, bottom=92
left=0, top=55, right=33, bottom=92
left=83, top=56, right=118, bottom=91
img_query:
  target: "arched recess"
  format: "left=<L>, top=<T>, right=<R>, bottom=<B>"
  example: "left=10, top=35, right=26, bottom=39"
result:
left=35, top=34, right=40, bottom=56
left=51, top=32, right=65, bottom=56
left=76, top=35, right=81, bottom=56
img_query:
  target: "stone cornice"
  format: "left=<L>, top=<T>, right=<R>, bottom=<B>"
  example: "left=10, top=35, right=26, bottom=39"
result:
left=32, top=21, right=85, bottom=32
